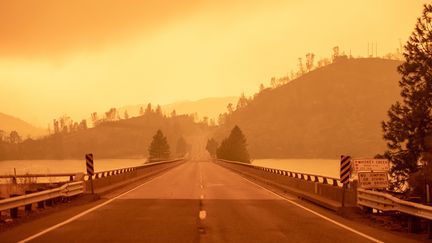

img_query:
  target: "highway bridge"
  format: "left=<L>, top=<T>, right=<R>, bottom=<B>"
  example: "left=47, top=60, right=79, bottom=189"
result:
left=0, top=160, right=425, bottom=242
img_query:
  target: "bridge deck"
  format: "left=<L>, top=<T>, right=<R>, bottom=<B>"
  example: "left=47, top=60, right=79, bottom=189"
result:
left=2, top=161, right=419, bottom=242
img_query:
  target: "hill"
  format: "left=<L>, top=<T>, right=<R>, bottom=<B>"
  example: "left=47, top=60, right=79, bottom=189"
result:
left=215, top=58, right=402, bottom=159
left=0, top=113, right=207, bottom=160
left=0, top=113, right=46, bottom=139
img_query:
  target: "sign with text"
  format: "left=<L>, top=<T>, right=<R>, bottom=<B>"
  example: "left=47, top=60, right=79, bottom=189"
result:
left=353, top=159, right=389, bottom=172
left=358, top=172, right=388, bottom=189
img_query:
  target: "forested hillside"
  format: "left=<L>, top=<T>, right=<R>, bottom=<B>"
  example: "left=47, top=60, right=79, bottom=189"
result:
left=0, top=112, right=204, bottom=160
left=215, top=58, right=402, bottom=159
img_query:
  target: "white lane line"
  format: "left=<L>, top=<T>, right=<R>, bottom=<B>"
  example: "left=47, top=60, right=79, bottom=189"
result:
left=199, top=210, right=207, bottom=220
left=237, top=175, right=383, bottom=243
left=199, top=163, right=204, bottom=190
left=18, top=173, right=167, bottom=243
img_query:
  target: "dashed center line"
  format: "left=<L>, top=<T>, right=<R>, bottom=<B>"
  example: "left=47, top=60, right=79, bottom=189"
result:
left=199, top=210, right=207, bottom=220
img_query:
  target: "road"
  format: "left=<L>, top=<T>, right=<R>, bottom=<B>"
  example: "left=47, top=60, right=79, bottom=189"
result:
left=3, top=160, right=420, bottom=242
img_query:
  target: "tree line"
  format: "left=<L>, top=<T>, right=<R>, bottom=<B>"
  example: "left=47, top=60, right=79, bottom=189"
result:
left=206, top=125, right=250, bottom=163
left=147, top=129, right=189, bottom=162
left=0, top=109, right=196, bottom=160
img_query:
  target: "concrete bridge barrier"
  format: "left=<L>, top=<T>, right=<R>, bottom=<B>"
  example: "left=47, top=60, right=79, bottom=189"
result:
left=216, top=159, right=357, bottom=211
left=83, top=159, right=185, bottom=194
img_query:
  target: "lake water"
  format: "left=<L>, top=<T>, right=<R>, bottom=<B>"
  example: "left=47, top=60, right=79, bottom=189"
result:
left=0, top=159, right=148, bottom=176
left=252, top=159, right=340, bottom=178
left=0, top=158, right=340, bottom=178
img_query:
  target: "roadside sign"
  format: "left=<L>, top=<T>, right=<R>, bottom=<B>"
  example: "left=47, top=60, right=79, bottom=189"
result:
left=340, top=155, right=351, bottom=184
left=358, top=172, right=388, bottom=189
left=85, top=153, right=94, bottom=175
left=353, top=159, right=389, bottom=172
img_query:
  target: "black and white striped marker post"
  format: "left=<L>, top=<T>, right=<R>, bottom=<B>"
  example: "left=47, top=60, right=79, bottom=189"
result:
left=85, top=153, right=94, bottom=194
left=340, top=155, right=351, bottom=207
left=340, top=155, right=351, bottom=184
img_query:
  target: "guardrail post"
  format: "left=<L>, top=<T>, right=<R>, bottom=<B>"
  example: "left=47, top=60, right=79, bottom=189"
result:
left=351, top=180, right=358, bottom=207
left=428, top=220, right=432, bottom=239
left=9, top=194, right=20, bottom=218
left=89, top=174, right=94, bottom=194
left=45, top=192, right=54, bottom=207
left=407, top=216, right=420, bottom=233
left=0, top=197, right=4, bottom=219
left=37, top=188, right=45, bottom=209
left=25, top=190, right=35, bottom=215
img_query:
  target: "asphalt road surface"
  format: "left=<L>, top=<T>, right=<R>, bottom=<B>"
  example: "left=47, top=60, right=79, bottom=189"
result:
left=3, top=160, right=421, bottom=242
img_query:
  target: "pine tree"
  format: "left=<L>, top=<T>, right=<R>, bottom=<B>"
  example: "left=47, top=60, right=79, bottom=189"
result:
left=148, top=129, right=170, bottom=162
left=205, top=138, right=218, bottom=158
left=382, top=4, right=432, bottom=190
left=216, top=125, right=250, bottom=163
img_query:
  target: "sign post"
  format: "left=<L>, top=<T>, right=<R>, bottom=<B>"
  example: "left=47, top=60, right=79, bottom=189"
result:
left=86, top=153, right=94, bottom=194
left=340, top=155, right=351, bottom=207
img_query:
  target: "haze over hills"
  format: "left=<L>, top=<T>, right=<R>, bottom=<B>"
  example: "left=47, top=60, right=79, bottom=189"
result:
left=1, top=58, right=404, bottom=160
left=215, top=58, right=402, bottom=159
left=0, top=113, right=47, bottom=138
left=118, top=96, right=238, bottom=120
left=0, top=112, right=206, bottom=160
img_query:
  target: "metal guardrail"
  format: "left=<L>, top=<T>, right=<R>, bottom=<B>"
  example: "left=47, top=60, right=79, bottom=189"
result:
left=0, top=181, right=84, bottom=212
left=0, top=158, right=185, bottom=182
left=0, top=173, right=76, bottom=179
left=0, top=158, right=184, bottom=212
left=0, top=173, right=76, bottom=184
left=218, top=159, right=341, bottom=187
left=358, top=188, right=432, bottom=220
left=87, top=158, right=185, bottom=180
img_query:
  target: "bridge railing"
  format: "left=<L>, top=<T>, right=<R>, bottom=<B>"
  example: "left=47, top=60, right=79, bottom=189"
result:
left=358, top=188, right=432, bottom=220
left=83, top=158, right=186, bottom=193
left=218, top=159, right=341, bottom=186
left=0, top=173, right=77, bottom=183
left=217, top=159, right=432, bottom=235
left=0, top=181, right=84, bottom=213
left=0, top=158, right=185, bottom=219
left=0, top=158, right=186, bottom=183
left=216, top=159, right=357, bottom=210
left=86, top=158, right=185, bottom=180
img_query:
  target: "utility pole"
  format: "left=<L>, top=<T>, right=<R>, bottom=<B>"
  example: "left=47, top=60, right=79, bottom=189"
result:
left=375, top=41, right=378, bottom=57
left=367, top=42, right=369, bottom=57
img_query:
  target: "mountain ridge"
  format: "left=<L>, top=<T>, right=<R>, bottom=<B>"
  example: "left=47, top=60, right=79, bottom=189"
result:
left=215, top=58, right=402, bottom=159
left=118, top=96, right=238, bottom=120
left=0, top=112, right=47, bottom=138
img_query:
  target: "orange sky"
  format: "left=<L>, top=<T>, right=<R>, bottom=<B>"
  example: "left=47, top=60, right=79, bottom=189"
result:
left=0, top=0, right=425, bottom=127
